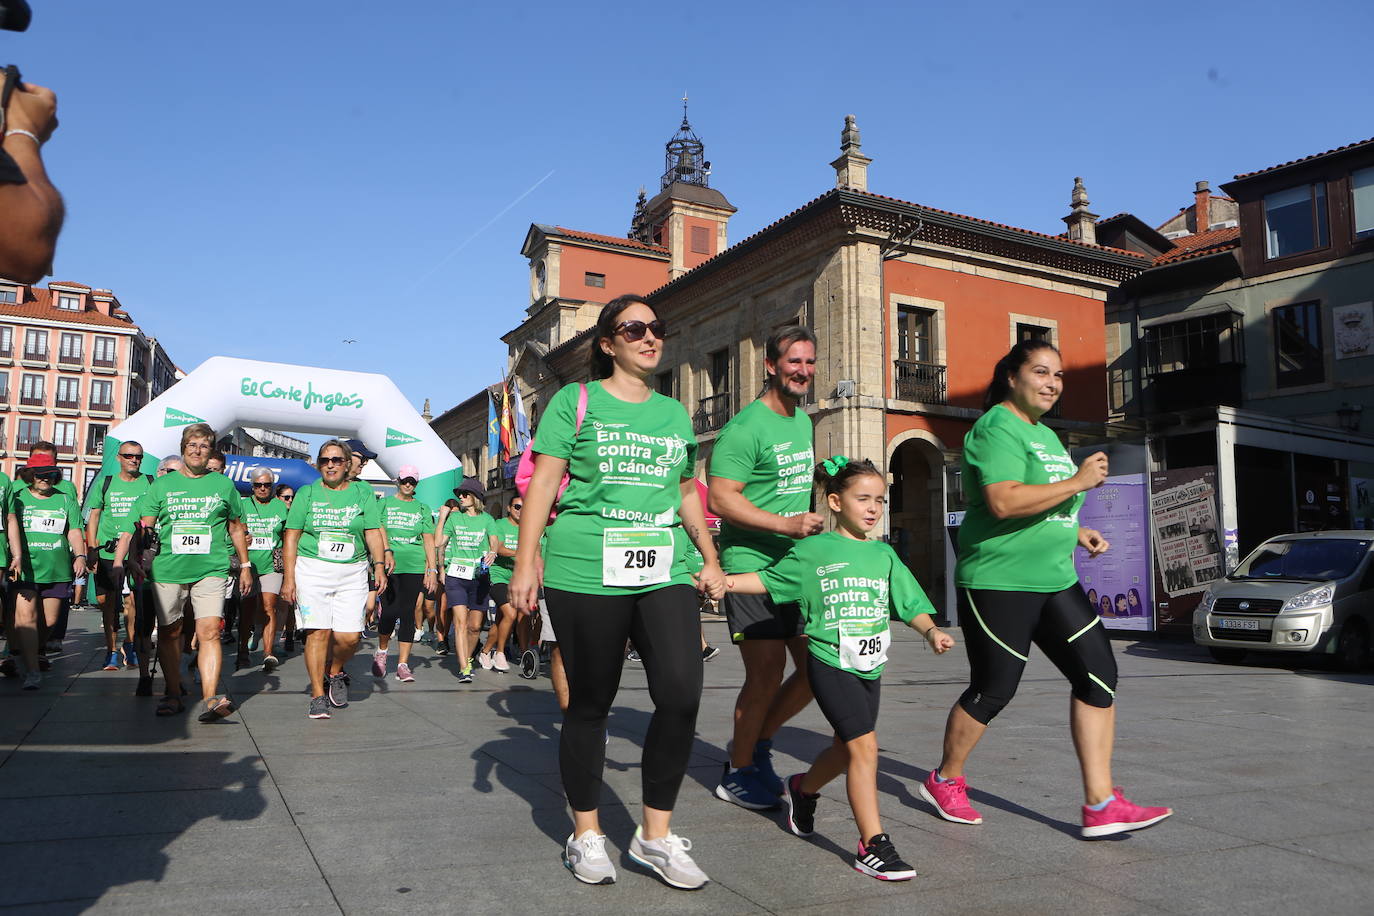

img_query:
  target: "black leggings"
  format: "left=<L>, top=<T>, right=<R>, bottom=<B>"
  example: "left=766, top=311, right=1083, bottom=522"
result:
left=807, top=654, right=882, bottom=742
left=544, top=585, right=703, bottom=812
left=958, top=585, right=1117, bottom=725
left=379, top=573, right=424, bottom=643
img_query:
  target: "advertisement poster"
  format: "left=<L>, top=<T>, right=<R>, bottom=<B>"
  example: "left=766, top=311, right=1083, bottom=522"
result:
left=1150, top=466, right=1224, bottom=630
left=1352, top=478, right=1373, bottom=531
left=1075, top=474, right=1153, bottom=631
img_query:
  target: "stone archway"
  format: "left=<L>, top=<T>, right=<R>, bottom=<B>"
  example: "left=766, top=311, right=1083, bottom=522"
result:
left=888, top=429, right=949, bottom=616
left=100, top=357, right=461, bottom=510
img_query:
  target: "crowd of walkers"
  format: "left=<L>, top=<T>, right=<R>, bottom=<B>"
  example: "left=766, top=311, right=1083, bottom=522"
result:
left=0, top=294, right=1172, bottom=889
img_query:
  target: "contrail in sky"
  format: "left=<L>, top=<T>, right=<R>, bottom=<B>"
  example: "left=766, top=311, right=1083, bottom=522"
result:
left=404, top=169, right=556, bottom=292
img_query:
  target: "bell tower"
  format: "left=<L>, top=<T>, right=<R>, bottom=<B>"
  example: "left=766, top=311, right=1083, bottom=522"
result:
left=631, top=97, right=736, bottom=279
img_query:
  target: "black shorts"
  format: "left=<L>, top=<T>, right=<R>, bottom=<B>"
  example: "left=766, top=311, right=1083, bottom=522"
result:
left=95, top=558, right=127, bottom=593
left=724, top=591, right=804, bottom=642
left=445, top=576, right=489, bottom=609
left=489, top=582, right=510, bottom=608
left=807, top=653, right=881, bottom=742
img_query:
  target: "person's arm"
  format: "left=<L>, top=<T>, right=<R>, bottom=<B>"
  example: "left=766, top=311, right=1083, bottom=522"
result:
left=708, top=476, right=824, bottom=539
left=84, top=507, right=102, bottom=562
left=680, top=477, right=724, bottom=600
left=982, top=451, right=1108, bottom=520
left=432, top=516, right=449, bottom=555
left=366, top=528, right=388, bottom=595
left=280, top=529, right=300, bottom=604
left=422, top=532, right=437, bottom=594
left=483, top=532, right=499, bottom=567
left=723, top=571, right=766, bottom=595
left=510, top=454, right=564, bottom=613
left=908, top=613, right=956, bottom=653
left=494, top=532, right=517, bottom=558
left=6, top=512, right=21, bottom=580
left=1078, top=527, right=1110, bottom=557
left=66, top=525, right=86, bottom=581
left=230, top=522, right=253, bottom=594
left=0, top=81, right=63, bottom=283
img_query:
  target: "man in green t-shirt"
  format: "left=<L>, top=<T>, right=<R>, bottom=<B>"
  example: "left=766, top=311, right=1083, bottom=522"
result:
left=239, top=466, right=289, bottom=672
left=708, top=325, right=825, bottom=810
left=115, top=423, right=251, bottom=721
left=85, top=439, right=154, bottom=682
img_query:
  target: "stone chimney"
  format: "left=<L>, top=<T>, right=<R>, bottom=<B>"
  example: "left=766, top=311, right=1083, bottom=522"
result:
left=1194, top=180, right=1211, bottom=233
left=830, top=115, right=872, bottom=192
left=1062, top=176, right=1099, bottom=246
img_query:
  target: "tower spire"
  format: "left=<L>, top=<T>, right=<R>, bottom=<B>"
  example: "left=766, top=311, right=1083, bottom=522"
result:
left=1062, top=176, right=1099, bottom=245
left=661, top=97, right=709, bottom=190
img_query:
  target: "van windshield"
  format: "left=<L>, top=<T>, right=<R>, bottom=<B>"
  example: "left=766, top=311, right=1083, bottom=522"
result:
left=1231, top=539, right=1370, bottom=581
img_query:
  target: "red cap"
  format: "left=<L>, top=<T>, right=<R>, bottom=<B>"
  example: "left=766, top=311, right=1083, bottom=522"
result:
left=24, top=452, right=58, bottom=470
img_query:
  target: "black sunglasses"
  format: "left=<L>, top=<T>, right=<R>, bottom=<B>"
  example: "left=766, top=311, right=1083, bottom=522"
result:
left=252, top=481, right=273, bottom=488
left=510, top=503, right=524, bottom=510
left=613, top=319, right=666, bottom=342
left=398, top=477, right=417, bottom=486
left=33, top=471, right=62, bottom=481
left=119, top=452, right=143, bottom=460
left=320, top=456, right=347, bottom=466
left=280, top=493, right=294, bottom=500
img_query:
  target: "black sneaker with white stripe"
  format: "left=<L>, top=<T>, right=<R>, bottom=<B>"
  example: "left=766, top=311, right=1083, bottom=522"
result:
left=853, top=833, right=916, bottom=881
left=784, top=773, right=817, bottom=837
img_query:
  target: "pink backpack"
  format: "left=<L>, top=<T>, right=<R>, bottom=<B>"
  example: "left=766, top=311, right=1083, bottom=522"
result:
left=515, top=383, right=587, bottom=521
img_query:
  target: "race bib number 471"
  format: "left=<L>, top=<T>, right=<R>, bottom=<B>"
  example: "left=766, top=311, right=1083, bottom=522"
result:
left=602, top=528, right=674, bottom=587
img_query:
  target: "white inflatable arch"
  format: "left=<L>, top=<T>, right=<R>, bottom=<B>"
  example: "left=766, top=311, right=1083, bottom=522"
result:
left=101, top=356, right=461, bottom=509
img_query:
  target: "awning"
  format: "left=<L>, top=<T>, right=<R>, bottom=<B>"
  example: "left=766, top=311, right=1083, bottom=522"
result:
left=1139, top=303, right=1242, bottom=329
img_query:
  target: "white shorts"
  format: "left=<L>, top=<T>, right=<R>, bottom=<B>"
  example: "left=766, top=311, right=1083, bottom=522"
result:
left=150, top=578, right=227, bottom=627
left=255, top=570, right=284, bottom=596
left=294, top=555, right=368, bottom=633
left=537, top=596, right=556, bottom=644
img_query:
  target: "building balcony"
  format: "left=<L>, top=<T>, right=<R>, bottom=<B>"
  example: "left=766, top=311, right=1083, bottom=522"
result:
left=55, top=442, right=75, bottom=456
left=694, top=392, right=732, bottom=434
left=58, top=354, right=83, bottom=369
left=19, top=395, right=44, bottom=408
left=893, top=360, right=948, bottom=405
left=89, top=400, right=114, bottom=413
left=54, top=399, right=79, bottom=411
left=1143, top=362, right=1245, bottom=415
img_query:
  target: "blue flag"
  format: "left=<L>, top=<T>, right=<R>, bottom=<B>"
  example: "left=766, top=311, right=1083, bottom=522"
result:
left=486, top=389, right=500, bottom=462
left=511, top=377, right=532, bottom=455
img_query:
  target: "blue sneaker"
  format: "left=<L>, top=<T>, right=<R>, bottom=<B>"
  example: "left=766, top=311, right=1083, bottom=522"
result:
left=122, top=641, right=139, bottom=668
left=714, top=763, right=781, bottom=810
left=753, top=739, right=784, bottom=797
left=102, top=651, right=122, bottom=671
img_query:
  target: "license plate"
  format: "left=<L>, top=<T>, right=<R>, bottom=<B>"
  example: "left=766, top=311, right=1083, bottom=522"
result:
left=1216, top=617, right=1260, bottom=631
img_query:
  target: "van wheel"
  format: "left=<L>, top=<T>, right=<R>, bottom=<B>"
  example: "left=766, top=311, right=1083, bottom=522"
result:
left=1336, top=621, right=1370, bottom=672
left=1208, top=647, right=1246, bottom=664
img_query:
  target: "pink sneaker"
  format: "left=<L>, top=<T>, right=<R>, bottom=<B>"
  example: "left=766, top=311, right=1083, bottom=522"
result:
left=919, top=769, right=983, bottom=825
left=371, top=651, right=387, bottom=678
left=1082, top=788, right=1172, bottom=839
left=396, top=663, right=414, bottom=683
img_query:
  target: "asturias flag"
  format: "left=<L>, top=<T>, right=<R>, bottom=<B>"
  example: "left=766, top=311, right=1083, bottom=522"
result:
left=486, top=389, right=500, bottom=463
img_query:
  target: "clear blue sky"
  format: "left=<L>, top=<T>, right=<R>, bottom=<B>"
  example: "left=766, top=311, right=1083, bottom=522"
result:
left=14, top=0, right=1372, bottom=432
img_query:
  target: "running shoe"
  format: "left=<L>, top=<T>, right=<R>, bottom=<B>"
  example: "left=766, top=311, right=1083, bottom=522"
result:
left=1081, top=788, right=1172, bottom=839
left=103, top=651, right=122, bottom=671
left=627, top=826, right=709, bottom=890
left=457, top=666, right=473, bottom=684
left=519, top=649, right=539, bottom=679
left=919, top=769, right=983, bottom=825
left=702, top=644, right=721, bottom=661
left=477, top=650, right=494, bottom=671
left=714, top=763, right=781, bottom=810
left=753, top=738, right=784, bottom=797
left=853, top=833, right=915, bottom=881
left=435, top=640, right=449, bottom=656
left=308, top=695, right=330, bottom=719
left=563, top=829, right=616, bottom=885
left=135, top=675, right=153, bottom=697
left=45, top=638, right=61, bottom=654
left=492, top=651, right=509, bottom=673
left=396, top=663, right=414, bottom=683
left=262, top=655, right=280, bottom=674
left=247, top=632, right=259, bottom=652
left=122, top=641, right=139, bottom=668
left=783, top=773, right=818, bottom=837
left=37, top=656, right=51, bottom=672
left=371, top=650, right=387, bottom=677
left=326, top=672, right=349, bottom=708
left=21, top=671, right=41, bottom=691
left=626, top=649, right=642, bottom=663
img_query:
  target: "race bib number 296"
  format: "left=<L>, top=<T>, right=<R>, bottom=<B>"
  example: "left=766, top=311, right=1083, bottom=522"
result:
left=602, top=528, right=674, bottom=587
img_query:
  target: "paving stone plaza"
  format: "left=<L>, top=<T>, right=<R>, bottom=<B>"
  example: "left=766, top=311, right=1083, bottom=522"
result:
left=3, top=612, right=1372, bottom=914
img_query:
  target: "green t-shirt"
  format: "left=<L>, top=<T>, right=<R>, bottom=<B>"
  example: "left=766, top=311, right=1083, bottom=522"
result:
left=489, top=516, right=520, bottom=585
left=136, top=471, right=244, bottom=584
left=0, top=471, right=11, bottom=568
left=285, top=481, right=382, bottom=565
left=241, top=496, right=288, bottom=573
left=955, top=404, right=1084, bottom=592
left=532, top=381, right=698, bottom=596
left=759, top=532, right=934, bottom=679
left=88, top=474, right=153, bottom=560
left=441, top=510, right=496, bottom=578
left=382, top=496, right=433, bottom=575
left=710, top=398, right=815, bottom=572
left=12, top=487, right=81, bottom=584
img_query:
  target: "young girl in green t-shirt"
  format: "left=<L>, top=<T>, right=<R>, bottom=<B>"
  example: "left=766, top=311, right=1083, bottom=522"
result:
left=724, top=457, right=955, bottom=882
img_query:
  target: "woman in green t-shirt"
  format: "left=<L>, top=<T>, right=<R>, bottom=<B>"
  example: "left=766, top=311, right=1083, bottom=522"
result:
left=434, top=478, right=498, bottom=682
left=921, top=340, right=1171, bottom=840
left=726, top=457, right=953, bottom=881
left=5, top=453, right=86, bottom=691
left=372, top=465, right=437, bottom=683
left=282, top=439, right=387, bottom=721
left=509, top=296, right=725, bottom=890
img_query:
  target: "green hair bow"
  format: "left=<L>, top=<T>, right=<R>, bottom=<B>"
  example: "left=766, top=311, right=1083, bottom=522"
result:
left=822, top=455, right=850, bottom=476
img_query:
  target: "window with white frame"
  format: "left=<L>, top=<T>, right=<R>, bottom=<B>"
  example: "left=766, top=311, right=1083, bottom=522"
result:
left=20, top=373, right=44, bottom=405
left=53, top=421, right=76, bottom=454
left=93, top=336, right=117, bottom=366
left=0, top=326, right=10, bottom=356
left=17, top=418, right=41, bottom=450
left=59, top=332, right=82, bottom=362
left=23, top=328, right=47, bottom=360
left=90, top=378, right=113, bottom=410
left=55, top=376, right=80, bottom=408
left=57, top=294, right=81, bottom=311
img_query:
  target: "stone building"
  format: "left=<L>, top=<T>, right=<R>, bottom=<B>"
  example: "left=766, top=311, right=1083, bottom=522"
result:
left=433, top=113, right=1152, bottom=613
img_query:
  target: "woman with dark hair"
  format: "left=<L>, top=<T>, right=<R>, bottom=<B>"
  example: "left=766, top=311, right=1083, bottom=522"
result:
left=1127, top=588, right=1142, bottom=617
left=510, top=294, right=724, bottom=889
left=920, top=340, right=1171, bottom=839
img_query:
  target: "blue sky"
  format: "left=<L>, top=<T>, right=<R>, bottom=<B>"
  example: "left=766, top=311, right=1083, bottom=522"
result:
left=13, top=0, right=1372, bottom=436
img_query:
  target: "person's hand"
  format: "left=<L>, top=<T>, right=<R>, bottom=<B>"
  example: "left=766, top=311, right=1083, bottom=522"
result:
left=423, top=570, right=436, bottom=596
left=5, top=81, right=58, bottom=144
left=1073, top=451, right=1109, bottom=491
left=694, top=562, right=726, bottom=601
left=384, top=551, right=396, bottom=575
left=373, top=568, right=388, bottom=597
left=509, top=563, right=540, bottom=614
left=7, top=557, right=20, bottom=581
left=239, top=565, right=255, bottom=597
left=925, top=626, right=956, bottom=654
left=785, top=512, right=826, bottom=539
left=281, top=578, right=296, bottom=605
left=1078, top=527, right=1110, bottom=557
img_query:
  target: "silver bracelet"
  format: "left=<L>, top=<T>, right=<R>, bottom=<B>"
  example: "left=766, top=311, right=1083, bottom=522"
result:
left=3, top=129, right=39, bottom=145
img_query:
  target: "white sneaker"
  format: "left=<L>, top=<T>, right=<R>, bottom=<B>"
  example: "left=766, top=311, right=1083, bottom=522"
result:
left=21, top=671, right=40, bottom=691
left=492, top=651, right=509, bottom=672
left=477, top=650, right=494, bottom=671
left=627, top=826, right=709, bottom=889
left=563, top=830, right=616, bottom=885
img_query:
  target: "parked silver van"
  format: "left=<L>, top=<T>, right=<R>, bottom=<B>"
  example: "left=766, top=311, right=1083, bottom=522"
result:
left=1193, top=531, right=1374, bottom=670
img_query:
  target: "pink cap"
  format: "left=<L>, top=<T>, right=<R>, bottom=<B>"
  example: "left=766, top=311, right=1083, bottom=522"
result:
left=397, top=464, right=421, bottom=481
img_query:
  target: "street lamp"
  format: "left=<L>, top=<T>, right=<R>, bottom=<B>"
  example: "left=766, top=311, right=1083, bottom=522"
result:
left=1337, top=403, right=1363, bottom=432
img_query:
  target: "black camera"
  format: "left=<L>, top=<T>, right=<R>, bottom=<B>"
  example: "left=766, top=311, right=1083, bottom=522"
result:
left=0, top=1, right=31, bottom=32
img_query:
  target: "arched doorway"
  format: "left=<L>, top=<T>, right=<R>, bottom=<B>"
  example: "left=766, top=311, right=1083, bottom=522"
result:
left=888, top=432, right=948, bottom=616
